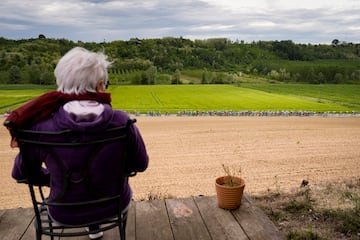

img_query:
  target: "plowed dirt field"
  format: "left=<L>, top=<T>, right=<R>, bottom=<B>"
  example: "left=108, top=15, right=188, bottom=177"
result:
left=1, top=116, right=359, bottom=209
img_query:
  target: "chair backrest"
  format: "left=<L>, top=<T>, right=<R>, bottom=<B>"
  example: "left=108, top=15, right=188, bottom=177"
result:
left=14, top=119, right=135, bottom=228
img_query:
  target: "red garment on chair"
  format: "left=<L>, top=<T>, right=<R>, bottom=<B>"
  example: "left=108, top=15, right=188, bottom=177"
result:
left=4, top=90, right=111, bottom=147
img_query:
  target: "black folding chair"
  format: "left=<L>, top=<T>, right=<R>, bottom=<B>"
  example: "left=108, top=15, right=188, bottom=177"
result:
left=7, top=119, right=136, bottom=240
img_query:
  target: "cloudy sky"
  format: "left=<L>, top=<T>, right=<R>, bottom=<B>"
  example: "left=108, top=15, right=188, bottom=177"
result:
left=1, top=0, right=359, bottom=44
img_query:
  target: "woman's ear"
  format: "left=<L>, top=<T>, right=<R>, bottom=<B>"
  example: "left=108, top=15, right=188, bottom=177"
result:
left=96, top=80, right=105, bottom=92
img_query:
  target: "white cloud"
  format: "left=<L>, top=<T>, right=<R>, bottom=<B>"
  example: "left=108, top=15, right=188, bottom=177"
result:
left=249, top=21, right=277, bottom=28
left=203, top=0, right=357, bottom=11
left=0, top=22, right=28, bottom=30
left=194, top=24, right=235, bottom=31
left=0, top=0, right=359, bottom=43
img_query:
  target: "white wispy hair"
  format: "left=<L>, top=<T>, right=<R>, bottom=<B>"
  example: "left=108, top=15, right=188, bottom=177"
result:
left=55, top=47, right=112, bottom=94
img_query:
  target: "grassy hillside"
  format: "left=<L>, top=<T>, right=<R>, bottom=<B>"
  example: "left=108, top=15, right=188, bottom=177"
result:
left=0, top=85, right=51, bottom=112
left=109, top=85, right=353, bottom=113
left=0, top=84, right=357, bottom=114
left=241, top=83, right=360, bottom=111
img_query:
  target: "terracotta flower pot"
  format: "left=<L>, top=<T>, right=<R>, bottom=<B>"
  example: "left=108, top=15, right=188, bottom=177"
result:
left=215, top=176, right=245, bottom=210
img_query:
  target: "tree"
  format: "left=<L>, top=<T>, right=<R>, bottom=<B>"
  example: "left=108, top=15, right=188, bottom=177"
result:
left=317, top=72, right=325, bottom=84
left=145, top=66, right=157, bottom=85
left=333, top=73, right=344, bottom=84
left=40, top=71, right=55, bottom=85
left=350, top=70, right=360, bottom=83
left=201, top=69, right=208, bottom=84
left=332, top=39, right=339, bottom=47
left=306, top=67, right=317, bottom=83
left=26, top=64, right=41, bottom=84
left=8, top=65, right=21, bottom=84
left=272, top=40, right=303, bottom=60
left=279, top=68, right=290, bottom=81
left=171, top=69, right=181, bottom=84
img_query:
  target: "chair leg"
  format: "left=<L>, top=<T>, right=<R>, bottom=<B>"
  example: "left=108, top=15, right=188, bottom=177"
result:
left=119, top=212, right=128, bottom=240
left=46, top=212, right=54, bottom=240
left=36, top=231, right=41, bottom=240
left=120, top=226, right=125, bottom=240
left=34, top=220, right=41, bottom=240
left=119, top=220, right=126, bottom=240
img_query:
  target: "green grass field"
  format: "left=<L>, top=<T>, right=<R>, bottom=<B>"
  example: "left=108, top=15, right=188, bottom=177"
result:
left=241, top=83, right=360, bottom=111
left=0, top=84, right=358, bottom=114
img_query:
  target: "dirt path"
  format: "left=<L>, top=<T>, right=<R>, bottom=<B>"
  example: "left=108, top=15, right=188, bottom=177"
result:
left=1, top=116, right=360, bottom=209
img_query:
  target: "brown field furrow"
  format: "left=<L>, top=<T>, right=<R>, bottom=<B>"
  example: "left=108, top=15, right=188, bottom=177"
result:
left=1, top=116, right=360, bottom=209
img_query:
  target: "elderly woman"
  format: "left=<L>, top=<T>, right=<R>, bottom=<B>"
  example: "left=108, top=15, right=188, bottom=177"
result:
left=7, top=47, right=149, bottom=239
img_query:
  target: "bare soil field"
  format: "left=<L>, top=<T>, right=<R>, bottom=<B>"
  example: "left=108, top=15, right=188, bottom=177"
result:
left=1, top=116, right=359, bottom=210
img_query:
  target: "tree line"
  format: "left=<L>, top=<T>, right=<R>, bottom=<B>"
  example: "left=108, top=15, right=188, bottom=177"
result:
left=0, top=36, right=359, bottom=85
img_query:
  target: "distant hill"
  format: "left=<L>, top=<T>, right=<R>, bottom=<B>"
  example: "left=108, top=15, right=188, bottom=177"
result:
left=0, top=36, right=359, bottom=84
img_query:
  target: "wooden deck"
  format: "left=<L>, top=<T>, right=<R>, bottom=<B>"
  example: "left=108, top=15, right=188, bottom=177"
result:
left=0, top=195, right=284, bottom=240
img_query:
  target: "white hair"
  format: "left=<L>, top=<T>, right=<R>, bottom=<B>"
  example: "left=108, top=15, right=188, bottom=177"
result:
left=55, top=47, right=112, bottom=94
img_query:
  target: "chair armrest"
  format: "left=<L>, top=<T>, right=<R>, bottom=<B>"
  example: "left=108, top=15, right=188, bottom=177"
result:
left=3, top=120, right=14, bottom=128
left=16, top=178, right=29, bottom=184
left=126, top=172, right=137, bottom=177
left=17, top=178, right=50, bottom=187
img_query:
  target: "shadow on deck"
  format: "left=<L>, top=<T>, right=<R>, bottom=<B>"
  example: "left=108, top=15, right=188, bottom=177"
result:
left=0, top=195, right=284, bottom=240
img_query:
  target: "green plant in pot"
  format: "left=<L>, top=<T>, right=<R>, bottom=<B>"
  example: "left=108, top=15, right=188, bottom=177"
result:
left=215, top=164, right=245, bottom=210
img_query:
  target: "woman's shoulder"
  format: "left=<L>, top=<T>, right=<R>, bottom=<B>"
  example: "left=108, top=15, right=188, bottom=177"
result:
left=109, top=107, right=129, bottom=118
left=107, top=107, right=133, bottom=124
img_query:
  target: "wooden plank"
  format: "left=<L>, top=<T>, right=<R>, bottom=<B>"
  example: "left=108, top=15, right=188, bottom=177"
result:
left=0, top=209, right=5, bottom=218
left=20, top=217, right=38, bottom=240
left=32, top=219, right=123, bottom=240
left=5, top=202, right=137, bottom=240
left=21, top=217, right=128, bottom=240
left=165, top=198, right=211, bottom=240
left=194, top=196, right=249, bottom=240
left=125, top=201, right=136, bottom=240
left=0, top=208, right=34, bottom=240
left=58, top=203, right=136, bottom=240
left=26, top=220, right=125, bottom=240
left=60, top=229, right=88, bottom=240
left=231, top=195, right=284, bottom=240
left=0, top=196, right=284, bottom=240
left=102, top=201, right=136, bottom=240
left=135, top=199, right=173, bottom=240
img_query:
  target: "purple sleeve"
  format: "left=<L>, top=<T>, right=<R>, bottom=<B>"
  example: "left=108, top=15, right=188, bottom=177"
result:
left=126, top=124, right=149, bottom=174
left=12, top=153, right=50, bottom=186
left=12, top=154, right=26, bottom=181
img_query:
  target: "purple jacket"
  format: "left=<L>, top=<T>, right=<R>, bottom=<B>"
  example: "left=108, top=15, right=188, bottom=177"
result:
left=12, top=103, right=149, bottom=225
